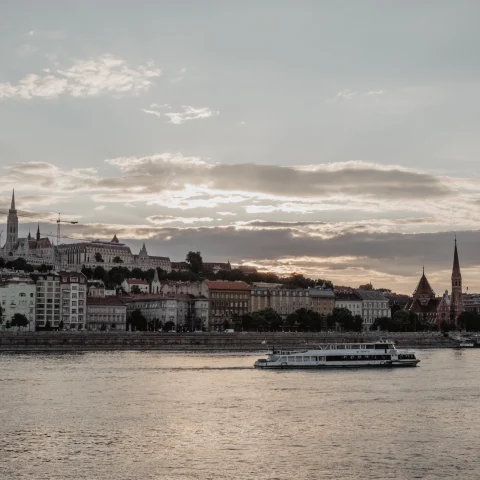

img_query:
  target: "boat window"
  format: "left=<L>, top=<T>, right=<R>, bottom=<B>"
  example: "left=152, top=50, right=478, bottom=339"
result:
left=287, top=356, right=294, bottom=361
left=336, top=345, right=345, bottom=349
left=319, top=356, right=325, bottom=361
left=375, top=344, right=387, bottom=349
left=294, top=356, right=302, bottom=362
left=366, top=345, right=375, bottom=349
left=351, top=344, right=360, bottom=349
left=278, top=357, right=286, bottom=362
left=360, top=345, right=366, bottom=349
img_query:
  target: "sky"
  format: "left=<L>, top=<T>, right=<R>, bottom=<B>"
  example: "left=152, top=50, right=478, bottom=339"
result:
left=1, top=0, right=480, bottom=294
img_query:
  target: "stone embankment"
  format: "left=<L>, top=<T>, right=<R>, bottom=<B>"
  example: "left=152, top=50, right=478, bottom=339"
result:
left=0, top=331, right=459, bottom=353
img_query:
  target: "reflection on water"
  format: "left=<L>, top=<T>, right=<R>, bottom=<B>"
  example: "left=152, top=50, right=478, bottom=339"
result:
left=1, top=350, right=480, bottom=479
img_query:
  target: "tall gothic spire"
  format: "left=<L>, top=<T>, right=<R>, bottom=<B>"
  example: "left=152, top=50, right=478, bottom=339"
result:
left=452, top=235, right=461, bottom=277
left=10, top=189, right=16, bottom=211
left=36, top=223, right=40, bottom=241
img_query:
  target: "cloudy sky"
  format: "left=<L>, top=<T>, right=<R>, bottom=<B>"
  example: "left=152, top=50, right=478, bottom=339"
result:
left=1, top=1, right=480, bottom=294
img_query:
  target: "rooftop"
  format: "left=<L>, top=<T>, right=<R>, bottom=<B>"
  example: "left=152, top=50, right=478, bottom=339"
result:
left=205, top=280, right=250, bottom=291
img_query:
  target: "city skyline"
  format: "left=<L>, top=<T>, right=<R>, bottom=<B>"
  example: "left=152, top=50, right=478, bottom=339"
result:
left=2, top=1, right=480, bottom=294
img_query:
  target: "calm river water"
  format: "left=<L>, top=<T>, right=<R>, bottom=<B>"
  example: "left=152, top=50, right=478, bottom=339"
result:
left=1, top=349, right=479, bottom=479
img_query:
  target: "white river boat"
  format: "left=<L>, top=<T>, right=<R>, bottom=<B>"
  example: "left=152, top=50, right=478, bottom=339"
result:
left=254, top=341, right=419, bottom=369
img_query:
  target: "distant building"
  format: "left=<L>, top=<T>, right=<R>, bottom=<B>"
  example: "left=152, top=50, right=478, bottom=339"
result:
left=334, top=291, right=363, bottom=318
left=309, top=288, right=336, bottom=316
left=356, top=289, right=391, bottom=330
left=86, top=296, right=127, bottom=331
left=59, top=271, right=88, bottom=330
left=35, top=272, right=61, bottom=330
left=205, top=280, right=250, bottom=329
left=251, top=287, right=310, bottom=318
left=405, top=239, right=464, bottom=326
left=0, top=272, right=36, bottom=331
left=0, top=191, right=54, bottom=265
left=121, top=278, right=149, bottom=294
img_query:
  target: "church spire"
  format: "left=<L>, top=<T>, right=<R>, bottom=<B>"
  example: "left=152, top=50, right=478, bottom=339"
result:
left=452, top=235, right=461, bottom=276
left=10, top=189, right=16, bottom=211
left=36, top=223, right=40, bottom=241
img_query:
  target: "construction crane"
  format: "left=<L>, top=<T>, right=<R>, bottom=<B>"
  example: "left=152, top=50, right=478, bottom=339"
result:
left=51, top=213, right=79, bottom=247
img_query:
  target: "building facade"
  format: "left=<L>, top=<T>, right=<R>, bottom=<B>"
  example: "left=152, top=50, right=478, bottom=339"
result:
left=59, top=271, right=87, bottom=329
left=121, top=278, right=150, bottom=294
left=35, top=272, right=61, bottom=330
left=86, top=296, right=127, bottom=331
left=334, top=291, right=363, bottom=318
left=0, top=272, right=36, bottom=331
left=1, top=191, right=54, bottom=265
left=251, top=287, right=311, bottom=317
left=356, top=289, right=391, bottom=330
left=309, top=288, right=336, bottom=316
left=205, top=280, right=250, bottom=328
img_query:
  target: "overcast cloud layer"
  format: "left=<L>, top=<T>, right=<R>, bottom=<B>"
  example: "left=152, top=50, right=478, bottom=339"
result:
left=1, top=1, right=480, bottom=294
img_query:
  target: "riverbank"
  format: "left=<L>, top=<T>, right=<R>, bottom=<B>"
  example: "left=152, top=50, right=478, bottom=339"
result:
left=0, top=331, right=459, bottom=353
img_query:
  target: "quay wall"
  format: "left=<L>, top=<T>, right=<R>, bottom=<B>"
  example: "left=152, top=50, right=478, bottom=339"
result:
left=0, top=331, right=459, bottom=353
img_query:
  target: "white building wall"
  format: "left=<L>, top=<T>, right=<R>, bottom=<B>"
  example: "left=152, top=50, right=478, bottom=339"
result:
left=0, top=280, right=36, bottom=331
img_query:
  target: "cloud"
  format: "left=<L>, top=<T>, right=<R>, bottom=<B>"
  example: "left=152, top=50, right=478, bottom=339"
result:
left=164, top=106, right=217, bottom=125
left=146, top=215, right=214, bottom=224
left=327, top=89, right=385, bottom=103
left=0, top=54, right=161, bottom=100
left=102, top=155, right=451, bottom=200
left=141, top=108, right=162, bottom=118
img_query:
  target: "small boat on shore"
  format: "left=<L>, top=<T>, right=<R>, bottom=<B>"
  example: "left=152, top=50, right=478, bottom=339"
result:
left=254, top=340, right=420, bottom=369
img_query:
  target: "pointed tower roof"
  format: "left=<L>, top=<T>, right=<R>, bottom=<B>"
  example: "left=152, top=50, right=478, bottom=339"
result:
left=153, top=268, right=159, bottom=282
left=412, top=269, right=436, bottom=298
left=28, top=231, right=31, bottom=240
left=111, top=234, right=119, bottom=243
left=452, top=236, right=461, bottom=278
left=36, top=223, right=41, bottom=241
left=10, top=189, right=16, bottom=211
left=139, top=243, right=148, bottom=255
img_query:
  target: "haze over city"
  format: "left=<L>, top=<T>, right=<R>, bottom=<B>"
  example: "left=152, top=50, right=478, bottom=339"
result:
left=1, top=1, right=480, bottom=294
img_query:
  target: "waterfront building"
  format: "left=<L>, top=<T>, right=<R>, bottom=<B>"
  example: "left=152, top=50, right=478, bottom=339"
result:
left=205, top=280, right=250, bottom=329
left=405, top=240, right=464, bottom=326
left=334, top=291, right=363, bottom=318
left=309, top=287, right=336, bottom=316
left=121, top=278, right=150, bottom=294
left=0, top=272, right=36, bottom=331
left=35, top=272, right=61, bottom=330
left=464, top=293, right=480, bottom=313
left=250, top=287, right=311, bottom=318
left=159, top=281, right=207, bottom=297
left=87, top=280, right=106, bottom=297
left=86, top=296, right=127, bottom=331
left=59, top=271, right=87, bottom=330
left=356, top=289, right=391, bottom=330
left=122, top=293, right=209, bottom=330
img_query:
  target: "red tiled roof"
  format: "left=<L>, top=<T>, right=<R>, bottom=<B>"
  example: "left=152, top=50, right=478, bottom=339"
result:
left=205, top=280, right=250, bottom=291
left=87, top=297, right=125, bottom=306
left=126, top=279, right=149, bottom=285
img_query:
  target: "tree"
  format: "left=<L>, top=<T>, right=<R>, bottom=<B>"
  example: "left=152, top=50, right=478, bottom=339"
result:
left=130, top=285, right=142, bottom=294
left=0, top=304, right=3, bottom=324
left=186, top=251, right=203, bottom=274
left=45, top=320, right=51, bottom=331
left=286, top=308, right=324, bottom=331
left=112, top=256, right=123, bottom=263
left=58, top=320, right=64, bottom=330
left=5, top=320, right=11, bottom=329
left=111, top=323, right=117, bottom=329
left=0, top=257, right=4, bottom=268
left=100, top=323, right=107, bottom=331
left=131, top=267, right=144, bottom=279
left=128, top=309, right=148, bottom=331
left=107, top=266, right=130, bottom=289
left=93, top=266, right=107, bottom=282
left=222, top=319, right=231, bottom=330
left=328, top=307, right=355, bottom=331
left=81, top=265, right=94, bottom=279
left=94, top=252, right=104, bottom=262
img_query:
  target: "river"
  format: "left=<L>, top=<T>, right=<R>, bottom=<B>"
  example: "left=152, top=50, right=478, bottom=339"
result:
left=1, top=349, right=479, bottom=479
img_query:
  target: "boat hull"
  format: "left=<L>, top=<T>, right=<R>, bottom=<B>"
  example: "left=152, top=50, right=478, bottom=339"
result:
left=254, top=360, right=420, bottom=369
